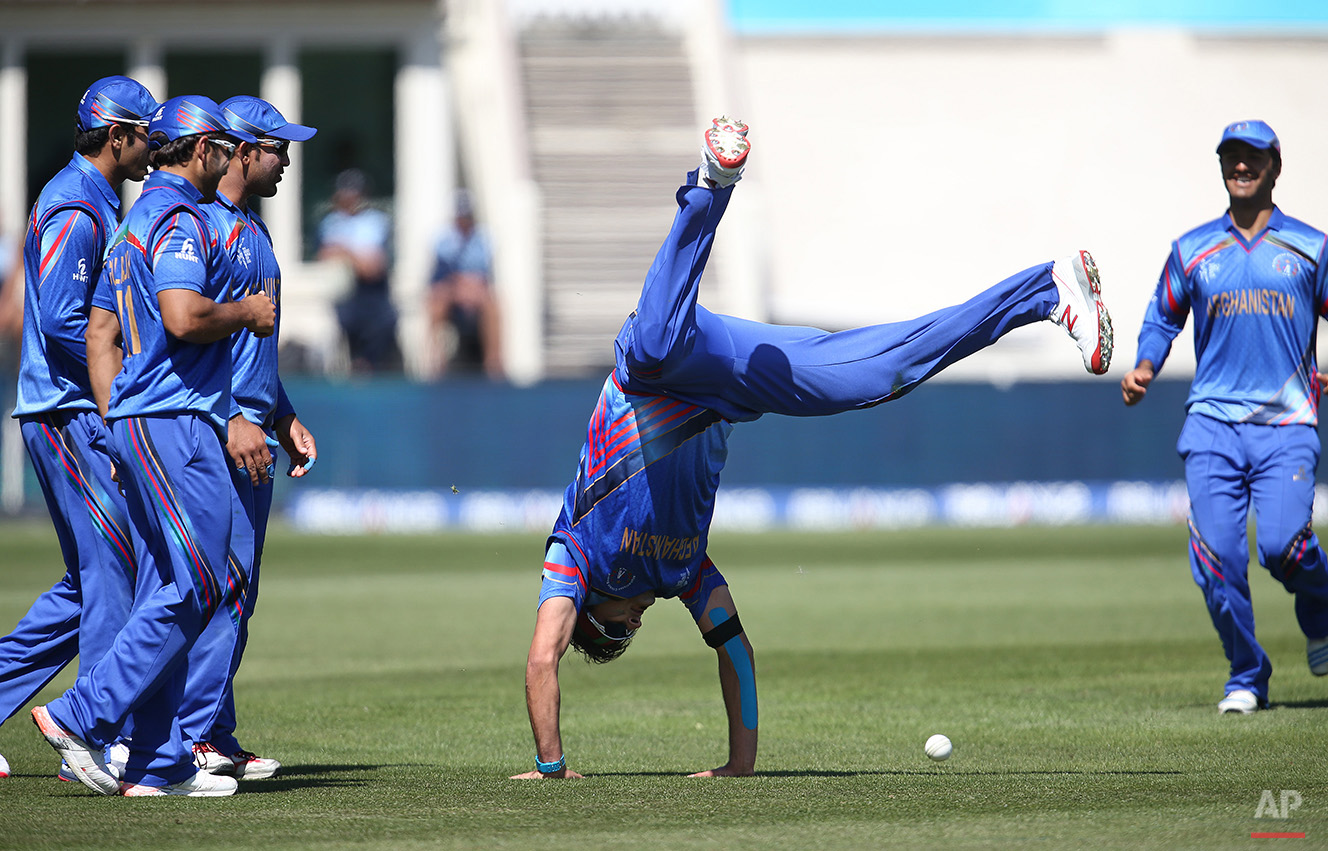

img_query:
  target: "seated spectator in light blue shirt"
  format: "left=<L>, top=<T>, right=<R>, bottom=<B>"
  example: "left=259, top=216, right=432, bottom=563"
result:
left=427, top=189, right=502, bottom=379
left=317, top=169, right=401, bottom=374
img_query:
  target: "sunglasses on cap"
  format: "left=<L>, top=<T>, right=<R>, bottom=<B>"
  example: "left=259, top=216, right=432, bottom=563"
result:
left=208, top=136, right=237, bottom=155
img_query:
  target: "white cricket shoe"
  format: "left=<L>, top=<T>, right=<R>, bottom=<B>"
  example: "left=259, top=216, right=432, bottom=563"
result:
left=193, top=741, right=236, bottom=775
left=1218, top=689, right=1261, bottom=714
left=1050, top=250, right=1113, bottom=375
left=231, top=749, right=281, bottom=780
left=121, top=769, right=238, bottom=797
left=0, top=752, right=9, bottom=778
left=701, top=116, right=750, bottom=188
left=31, top=705, right=119, bottom=795
left=1308, top=636, right=1328, bottom=676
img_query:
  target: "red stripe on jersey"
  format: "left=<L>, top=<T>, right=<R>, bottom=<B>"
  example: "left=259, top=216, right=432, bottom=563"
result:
left=226, top=220, right=245, bottom=250
left=1183, top=238, right=1235, bottom=276
left=37, top=211, right=79, bottom=279
left=678, top=557, right=716, bottom=603
left=542, top=561, right=579, bottom=579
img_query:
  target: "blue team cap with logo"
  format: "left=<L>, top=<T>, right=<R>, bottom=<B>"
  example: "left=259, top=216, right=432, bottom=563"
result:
left=219, top=96, right=318, bottom=142
left=1216, top=120, right=1280, bottom=154
left=148, top=95, right=257, bottom=148
left=76, top=76, right=159, bottom=132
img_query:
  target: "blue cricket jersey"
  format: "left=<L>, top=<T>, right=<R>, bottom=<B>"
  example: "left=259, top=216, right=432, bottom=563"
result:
left=1136, top=207, right=1328, bottom=425
left=544, top=372, right=733, bottom=613
left=13, top=155, right=119, bottom=417
left=204, top=193, right=294, bottom=428
left=101, top=170, right=236, bottom=440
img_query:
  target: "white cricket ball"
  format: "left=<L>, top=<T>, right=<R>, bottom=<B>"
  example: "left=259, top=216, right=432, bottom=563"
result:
left=0, top=753, right=9, bottom=777
left=924, top=734, right=953, bottom=762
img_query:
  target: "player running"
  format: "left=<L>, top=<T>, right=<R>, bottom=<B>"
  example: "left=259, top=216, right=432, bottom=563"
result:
left=1122, top=120, right=1328, bottom=715
left=513, top=116, right=1114, bottom=779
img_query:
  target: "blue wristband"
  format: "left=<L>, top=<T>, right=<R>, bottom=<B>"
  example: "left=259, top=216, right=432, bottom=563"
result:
left=536, top=754, right=565, bottom=774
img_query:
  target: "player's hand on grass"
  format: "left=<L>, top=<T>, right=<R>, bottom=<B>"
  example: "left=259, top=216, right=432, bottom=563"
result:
left=510, top=767, right=585, bottom=780
left=227, top=414, right=272, bottom=485
left=1121, top=361, right=1155, bottom=406
left=242, top=292, right=276, bottom=338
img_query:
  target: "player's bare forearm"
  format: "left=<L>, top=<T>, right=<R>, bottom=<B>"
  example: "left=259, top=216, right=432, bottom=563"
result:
left=85, top=306, right=123, bottom=419
left=513, top=662, right=583, bottom=779
left=709, top=637, right=758, bottom=776
left=159, top=289, right=275, bottom=343
left=525, top=657, right=562, bottom=757
left=690, top=586, right=757, bottom=777
left=512, top=597, right=582, bottom=779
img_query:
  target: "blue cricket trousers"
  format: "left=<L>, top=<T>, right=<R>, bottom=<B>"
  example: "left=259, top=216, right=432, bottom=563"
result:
left=617, top=173, right=1060, bottom=419
left=0, top=411, right=134, bottom=724
left=46, top=413, right=233, bottom=786
left=179, top=465, right=273, bottom=753
left=1179, top=413, right=1328, bottom=699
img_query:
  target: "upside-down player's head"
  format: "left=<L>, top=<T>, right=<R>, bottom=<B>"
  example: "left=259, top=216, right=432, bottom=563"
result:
left=568, top=590, right=656, bottom=664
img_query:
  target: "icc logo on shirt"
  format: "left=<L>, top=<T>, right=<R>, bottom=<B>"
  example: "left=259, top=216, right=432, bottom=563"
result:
left=1273, top=252, right=1301, bottom=277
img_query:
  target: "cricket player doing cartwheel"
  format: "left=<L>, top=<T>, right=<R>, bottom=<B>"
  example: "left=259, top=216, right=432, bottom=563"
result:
left=514, top=117, right=1115, bottom=779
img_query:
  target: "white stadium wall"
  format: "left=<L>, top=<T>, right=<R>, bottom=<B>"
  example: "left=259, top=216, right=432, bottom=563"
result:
left=733, top=29, right=1328, bottom=382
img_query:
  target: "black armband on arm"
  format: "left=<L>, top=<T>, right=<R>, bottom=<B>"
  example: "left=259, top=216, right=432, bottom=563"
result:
left=702, top=614, right=743, bottom=648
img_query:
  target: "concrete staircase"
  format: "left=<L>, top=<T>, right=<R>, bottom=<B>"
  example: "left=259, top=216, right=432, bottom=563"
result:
left=517, top=17, right=698, bottom=376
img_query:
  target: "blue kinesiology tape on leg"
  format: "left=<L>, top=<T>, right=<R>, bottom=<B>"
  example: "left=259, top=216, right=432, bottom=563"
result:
left=710, top=607, right=757, bottom=730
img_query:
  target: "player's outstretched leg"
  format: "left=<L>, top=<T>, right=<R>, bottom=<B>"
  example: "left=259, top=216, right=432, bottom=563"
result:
left=622, top=116, right=749, bottom=375
left=624, top=117, right=1115, bottom=421
left=1049, top=250, right=1113, bottom=375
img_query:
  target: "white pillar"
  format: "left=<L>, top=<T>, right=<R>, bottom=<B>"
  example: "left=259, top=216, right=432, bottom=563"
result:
left=0, top=39, right=26, bottom=240
left=262, top=38, right=303, bottom=279
left=1, top=39, right=26, bottom=513
left=394, top=28, right=452, bottom=378
left=447, top=0, right=543, bottom=385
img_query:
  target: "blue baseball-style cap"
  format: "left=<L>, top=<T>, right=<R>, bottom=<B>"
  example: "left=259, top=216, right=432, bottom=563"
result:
left=76, top=76, right=159, bottom=132
left=219, top=96, right=318, bottom=142
left=1216, top=120, right=1280, bottom=154
left=148, top=95, right=257, bottom=147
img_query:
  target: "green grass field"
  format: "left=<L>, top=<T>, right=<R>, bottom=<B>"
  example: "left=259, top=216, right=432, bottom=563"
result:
left=1, top=521, right=1325, bottom=849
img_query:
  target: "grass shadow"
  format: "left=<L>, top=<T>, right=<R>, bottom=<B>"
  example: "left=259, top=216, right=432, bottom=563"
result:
left=594, top=769, right=1186, bottom=778
left=235, top=763, right=387, bottom=792
left=1271, top=698, right=1328, bottom=710
left=266, top=763, right=384, bottom=777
